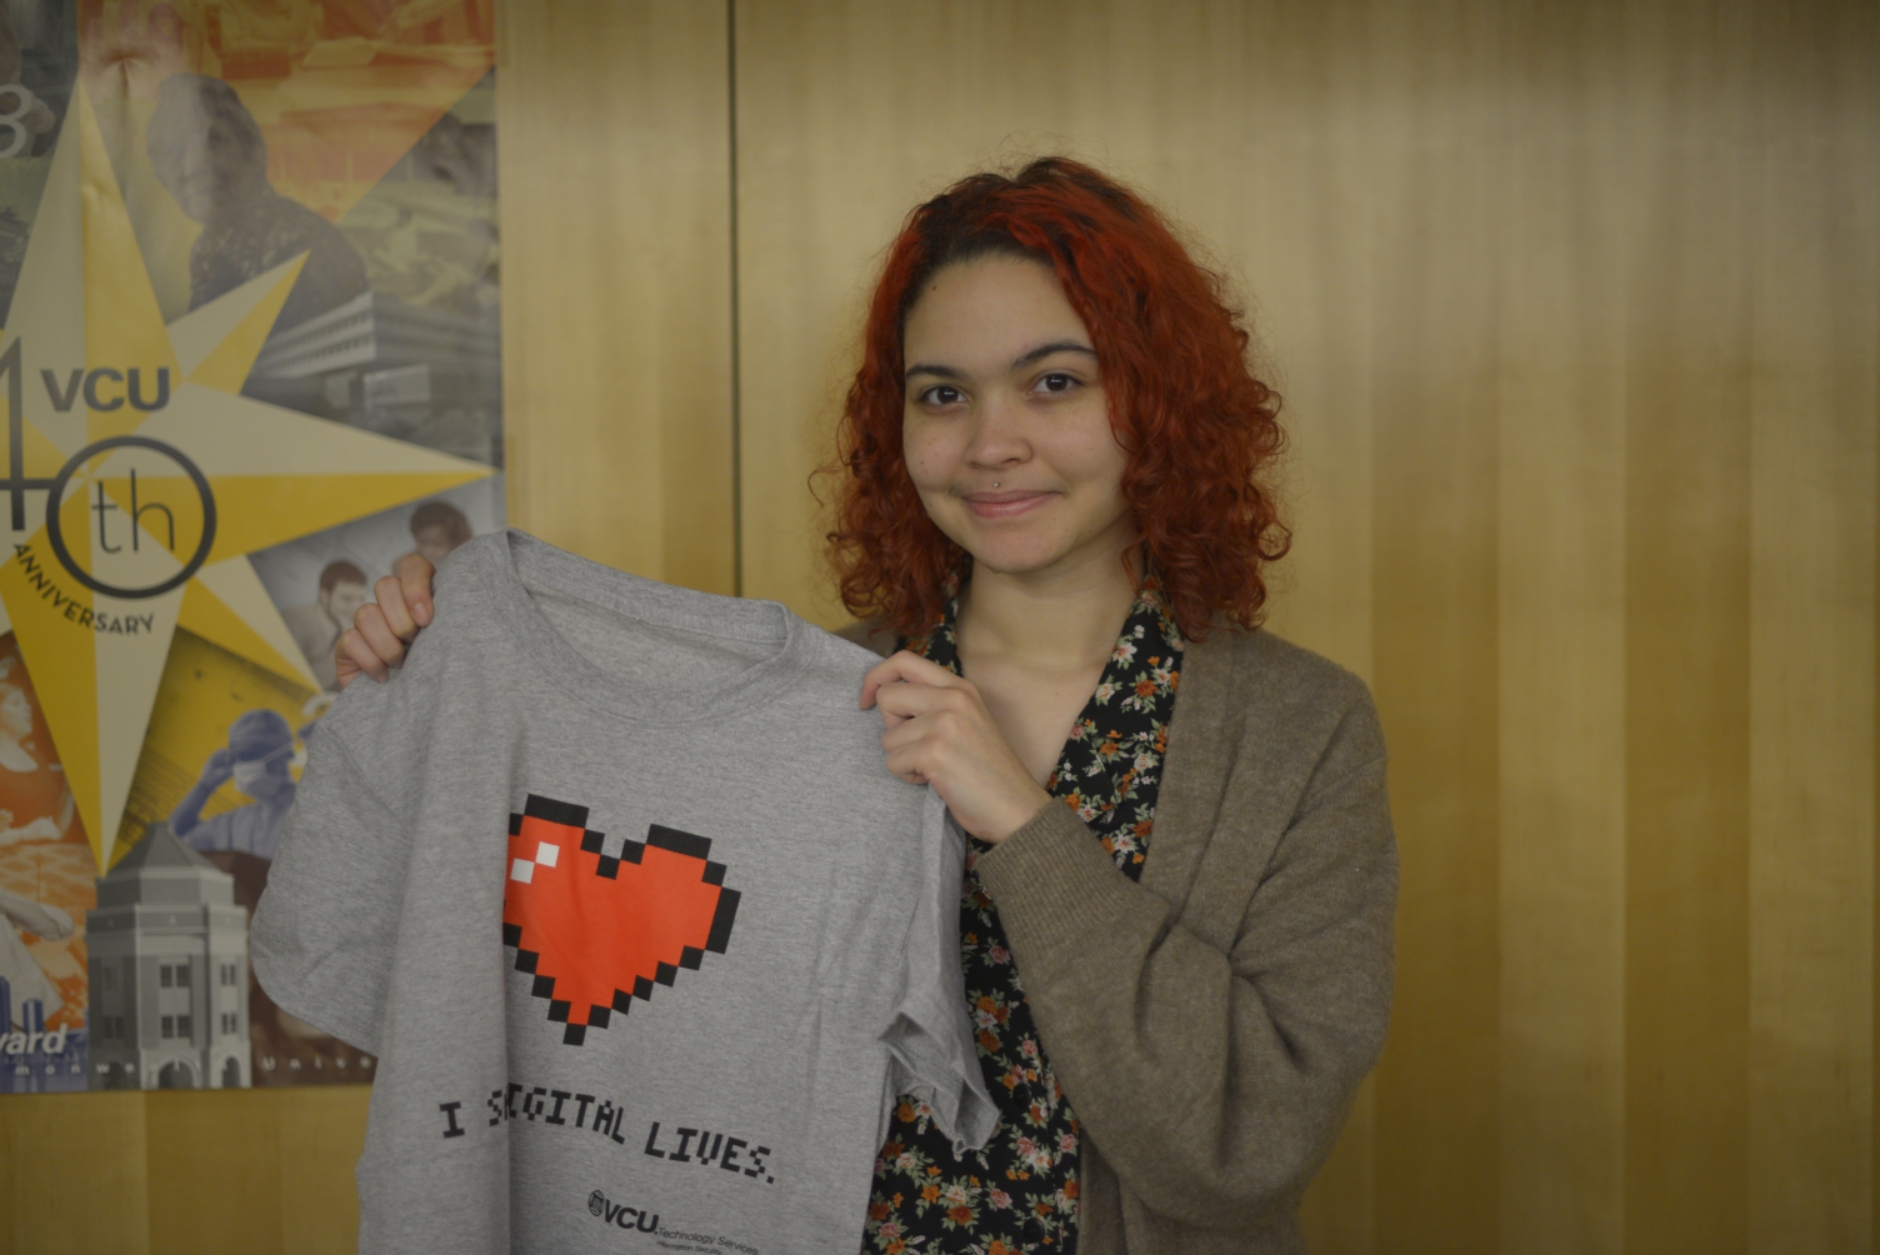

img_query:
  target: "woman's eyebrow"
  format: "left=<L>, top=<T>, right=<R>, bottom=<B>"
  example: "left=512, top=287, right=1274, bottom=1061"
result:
left=905, top=341, right=1097, bottom=384
left=905, top=362, right=967, bottom=382
left=1010, top=341, right=1097, bottom=370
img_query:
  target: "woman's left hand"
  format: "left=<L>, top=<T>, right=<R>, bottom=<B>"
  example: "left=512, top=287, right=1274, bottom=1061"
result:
left=859, top=650, right=1055, bottom=844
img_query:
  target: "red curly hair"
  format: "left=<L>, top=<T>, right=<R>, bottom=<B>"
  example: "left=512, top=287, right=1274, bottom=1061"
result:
left=824, top=157, right=1289, bottom=642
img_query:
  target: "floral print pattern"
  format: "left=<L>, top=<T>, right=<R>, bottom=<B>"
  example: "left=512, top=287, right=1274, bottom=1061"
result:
left=864, top=583, right=1184, bottom=1254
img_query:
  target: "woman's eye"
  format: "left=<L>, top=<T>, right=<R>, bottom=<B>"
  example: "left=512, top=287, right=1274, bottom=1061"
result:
left=1036, top=372, right=1079, bottom=395
left=918, top=384, right=964, bottom=406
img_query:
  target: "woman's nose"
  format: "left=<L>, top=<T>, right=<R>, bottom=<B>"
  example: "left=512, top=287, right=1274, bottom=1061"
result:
left=964, top=390, right=1029, bottom=467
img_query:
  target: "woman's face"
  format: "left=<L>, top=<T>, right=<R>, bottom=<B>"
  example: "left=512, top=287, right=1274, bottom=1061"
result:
left=147, top=93, right=265, bottom=223
left=900, top=255, right=1137, bottom=582
left=0, top=686, right=29, bottom=738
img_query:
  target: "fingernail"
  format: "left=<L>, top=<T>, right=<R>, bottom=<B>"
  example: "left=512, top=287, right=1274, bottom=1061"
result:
left=414, top=602, right=432, bottom=626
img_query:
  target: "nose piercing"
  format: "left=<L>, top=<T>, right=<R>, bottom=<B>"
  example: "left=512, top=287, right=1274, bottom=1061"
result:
left=992, top=481, right=1000, bottom=488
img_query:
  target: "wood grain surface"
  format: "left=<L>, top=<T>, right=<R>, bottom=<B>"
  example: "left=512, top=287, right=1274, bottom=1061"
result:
left=499, top=0, right=735, bottom=594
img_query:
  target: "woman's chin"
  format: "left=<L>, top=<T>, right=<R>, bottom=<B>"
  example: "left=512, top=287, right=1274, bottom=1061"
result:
left=963, top=541, right=1083, bottom=580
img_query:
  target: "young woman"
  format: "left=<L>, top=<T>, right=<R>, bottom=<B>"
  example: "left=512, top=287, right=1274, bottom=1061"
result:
left=340, top=158, right=1396, bottom=1255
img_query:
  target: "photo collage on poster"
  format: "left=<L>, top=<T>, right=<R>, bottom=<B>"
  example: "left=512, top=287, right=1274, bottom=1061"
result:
left=0, top=0, right=499, bottom=1093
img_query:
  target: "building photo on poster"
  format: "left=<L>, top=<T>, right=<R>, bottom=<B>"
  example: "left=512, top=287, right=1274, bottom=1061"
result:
left=0, top=0, right=500, bottom=1094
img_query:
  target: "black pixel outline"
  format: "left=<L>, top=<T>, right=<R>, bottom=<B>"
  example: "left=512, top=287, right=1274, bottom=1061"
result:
left=502, top=794, right=741, bottom=1047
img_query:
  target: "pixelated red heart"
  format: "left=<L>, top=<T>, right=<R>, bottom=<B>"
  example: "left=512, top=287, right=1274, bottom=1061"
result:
left=502, top=793, right=740, bottom=1046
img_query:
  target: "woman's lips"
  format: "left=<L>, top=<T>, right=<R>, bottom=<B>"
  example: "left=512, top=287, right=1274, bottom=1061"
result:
left=963, top=491, right=1051, bottom=519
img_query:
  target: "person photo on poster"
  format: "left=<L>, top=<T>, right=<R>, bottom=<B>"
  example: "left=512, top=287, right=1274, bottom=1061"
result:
left=0, top=660, right=75, bottom=848
left=1, top=884, right=71, bottom=1024
left=250, top=483, right=501, bottom=690
left=284, top=562, right=371, bottom=693
left=145, top=71, right=368, bottom=329
left=170, top=709, right=299, bottom=863
left=404, top=498, right=473, bottom=569
left=0, top=639, right=91, bottom=1093
left=0, top=4, right=57, bottom=158
left=0, top=653, right=77, bottom=1033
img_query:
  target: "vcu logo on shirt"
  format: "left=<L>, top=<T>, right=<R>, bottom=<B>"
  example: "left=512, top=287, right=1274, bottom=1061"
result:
left=586, top=1188, right=659, bottom=1232
left=503, top=794, right=741, bottom=1045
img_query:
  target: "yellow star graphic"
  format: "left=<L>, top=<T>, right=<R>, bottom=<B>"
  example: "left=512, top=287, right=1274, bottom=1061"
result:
left=0, top=84, right=492, bottom=873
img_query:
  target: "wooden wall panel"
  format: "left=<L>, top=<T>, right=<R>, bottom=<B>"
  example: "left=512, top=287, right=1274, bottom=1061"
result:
left=1621, top=5, right=1755, bottom=1249
left=1493, top=1, right=1629, bottom=1245
left=145, top=1090, right=286, bottom=1254
left=277, top=1089, right=371, bottom=1255
left=498, top=0, right=734, bottom=592
left=0, top=1087, right=367, bottom=1255
left=1, top=1092, right=151, bottom=1255
left=1745, top=3, right=1877, bottom=1248
left=1363, top=3, right=1503, bottom=1249
left=734, top=2, right=1876, bottom=1253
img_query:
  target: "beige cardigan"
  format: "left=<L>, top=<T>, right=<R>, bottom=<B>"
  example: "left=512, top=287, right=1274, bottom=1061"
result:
left=841, top=620, right=1397, bottom=1254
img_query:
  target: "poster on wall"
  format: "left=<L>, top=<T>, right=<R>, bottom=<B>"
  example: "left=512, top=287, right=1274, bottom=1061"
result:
left=0, top=0, right=500, bottom=1094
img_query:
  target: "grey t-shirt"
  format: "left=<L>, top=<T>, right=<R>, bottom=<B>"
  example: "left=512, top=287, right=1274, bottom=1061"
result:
left=254, top=530, right=996, bottom=1254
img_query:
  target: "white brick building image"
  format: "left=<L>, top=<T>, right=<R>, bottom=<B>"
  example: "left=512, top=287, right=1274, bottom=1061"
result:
left=86, top=823, right=250, bottom=1090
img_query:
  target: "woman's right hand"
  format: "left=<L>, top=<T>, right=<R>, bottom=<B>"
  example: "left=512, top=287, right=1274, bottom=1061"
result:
left=335, top=553, right=436, bottom=689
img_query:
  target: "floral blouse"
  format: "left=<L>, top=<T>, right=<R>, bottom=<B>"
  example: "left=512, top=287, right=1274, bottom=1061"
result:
left=864, top=583, right=1184, bottom=1255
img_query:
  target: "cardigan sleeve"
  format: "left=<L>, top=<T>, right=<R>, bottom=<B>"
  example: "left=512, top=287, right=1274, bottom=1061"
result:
left=971, top=670, right=1397, bottom=1232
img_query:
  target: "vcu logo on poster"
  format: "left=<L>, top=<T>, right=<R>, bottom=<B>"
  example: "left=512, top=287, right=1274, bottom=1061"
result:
left=1, top=340, right=215, bottom=610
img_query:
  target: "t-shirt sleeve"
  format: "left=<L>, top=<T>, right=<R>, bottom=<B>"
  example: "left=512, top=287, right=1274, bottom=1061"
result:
left=251, top=726, right=409, bottom=1056
left=879, top=790, right=1000, bottom=1155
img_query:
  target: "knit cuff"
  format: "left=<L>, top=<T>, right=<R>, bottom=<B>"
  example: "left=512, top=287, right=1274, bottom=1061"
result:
left=974, top=800, right=1140, bottom=946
